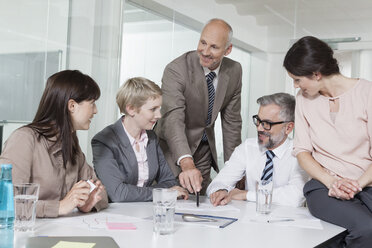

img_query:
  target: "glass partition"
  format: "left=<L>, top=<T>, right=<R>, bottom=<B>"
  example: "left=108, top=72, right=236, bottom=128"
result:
left=0, top=0, right=68, bottom=122
left=0, top=0, right=123, bottom=163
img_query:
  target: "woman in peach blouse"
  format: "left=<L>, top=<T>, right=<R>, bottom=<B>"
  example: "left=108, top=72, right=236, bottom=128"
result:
left=284, top=36, right=372, bottom=247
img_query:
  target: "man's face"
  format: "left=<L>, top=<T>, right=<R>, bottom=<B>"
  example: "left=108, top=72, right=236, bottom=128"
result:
left=197, top=21, right=232, bottom=70
left=256, top=104, right=288, bottom=150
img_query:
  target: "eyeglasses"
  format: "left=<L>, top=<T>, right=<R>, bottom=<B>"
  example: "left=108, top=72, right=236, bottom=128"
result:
left=252, top=115, right=291, bottom=131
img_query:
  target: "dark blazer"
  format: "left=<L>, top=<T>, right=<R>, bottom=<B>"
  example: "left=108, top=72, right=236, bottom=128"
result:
left=155, top=50, right=242, bottom=176
left=91, top=117, right=176, bottom=202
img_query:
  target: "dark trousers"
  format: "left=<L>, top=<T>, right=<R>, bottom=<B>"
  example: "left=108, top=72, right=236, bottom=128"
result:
left=304, top=179, right=372, bottom=248
left=193, top=141, right=214, bottom=195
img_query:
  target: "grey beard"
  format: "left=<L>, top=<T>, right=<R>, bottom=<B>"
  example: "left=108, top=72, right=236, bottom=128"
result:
left=257, top=128, right=286, bottom=150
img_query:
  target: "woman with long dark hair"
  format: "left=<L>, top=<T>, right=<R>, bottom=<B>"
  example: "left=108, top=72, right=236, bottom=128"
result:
left=0, top=70, right=108, bottom=217
left=284, top=36, right=372, bottom=247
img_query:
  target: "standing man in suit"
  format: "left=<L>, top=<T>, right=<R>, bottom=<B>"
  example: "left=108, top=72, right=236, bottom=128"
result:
left=155, top=19, right=242, bottom=195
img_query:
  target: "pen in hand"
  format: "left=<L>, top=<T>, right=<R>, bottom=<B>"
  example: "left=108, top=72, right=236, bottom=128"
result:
left=267, top=218, right=294, bottom=223
left=196, top=192, right=199, bottom=207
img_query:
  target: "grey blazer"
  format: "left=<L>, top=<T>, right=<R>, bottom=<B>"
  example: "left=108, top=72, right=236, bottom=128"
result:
left=91, top=117, right=176, bottom=202
left=155, top=50, right=242, bottom=176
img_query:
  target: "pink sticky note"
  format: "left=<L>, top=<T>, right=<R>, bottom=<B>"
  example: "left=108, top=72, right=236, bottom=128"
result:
left=106, top=222, right=137, bottom=230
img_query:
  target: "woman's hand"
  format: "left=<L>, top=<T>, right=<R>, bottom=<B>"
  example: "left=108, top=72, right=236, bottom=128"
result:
left=78, top=180, right=105, bottom=213
left=328, top=178, right=362, bottom=200
left=59, top=180, right=90, bottom=216
left=170, top=186, right=189, bottom=200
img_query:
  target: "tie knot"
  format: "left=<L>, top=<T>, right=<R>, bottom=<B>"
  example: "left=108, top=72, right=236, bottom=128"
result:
left=266, top=150, right=275, bottom=160
left=206, top=71, right=216, bottom=82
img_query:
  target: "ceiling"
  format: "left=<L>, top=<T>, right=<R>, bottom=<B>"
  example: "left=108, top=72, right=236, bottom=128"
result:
left=126, top=0, right=372, bottom=52
left=215, top=0, right=372, bottom=47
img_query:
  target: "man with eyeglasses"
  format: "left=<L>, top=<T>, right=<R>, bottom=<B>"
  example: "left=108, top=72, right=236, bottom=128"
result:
left=207, top=93, right=308, bottom=207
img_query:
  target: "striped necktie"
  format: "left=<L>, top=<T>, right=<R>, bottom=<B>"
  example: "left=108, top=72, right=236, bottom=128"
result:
left=201, top=71, right=216, bottom=142
left=261, top=150, right=275, bottom=181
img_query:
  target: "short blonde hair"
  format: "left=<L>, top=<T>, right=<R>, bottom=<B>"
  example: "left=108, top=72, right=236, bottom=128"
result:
left=116, top=77, right=162, bottom=114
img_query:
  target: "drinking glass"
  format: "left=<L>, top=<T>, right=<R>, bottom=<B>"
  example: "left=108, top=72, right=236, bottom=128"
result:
left=153, top=188, right=177, bottom=235
left=13, top=183, right=39, bottom=232
left=256, top=180, right=273, bottom=214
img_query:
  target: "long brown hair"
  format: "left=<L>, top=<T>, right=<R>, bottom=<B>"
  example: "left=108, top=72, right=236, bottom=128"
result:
left=28, top=70, right=100, bottom=166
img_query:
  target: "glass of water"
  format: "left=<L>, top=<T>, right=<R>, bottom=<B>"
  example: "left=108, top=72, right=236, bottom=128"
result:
left=153, top=188, right=177, bottom=235
left=256, top=180, right=273, bottom=215
left=13, top=183, right=39, bottom=232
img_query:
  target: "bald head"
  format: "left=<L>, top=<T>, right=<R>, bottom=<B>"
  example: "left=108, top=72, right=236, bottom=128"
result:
left=203, top=19, right=233, bottom=48
left=197, top=19, right=233, bottom=70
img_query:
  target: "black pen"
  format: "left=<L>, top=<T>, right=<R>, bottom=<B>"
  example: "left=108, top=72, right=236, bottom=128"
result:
left=196, top=192, right=200, bottom=207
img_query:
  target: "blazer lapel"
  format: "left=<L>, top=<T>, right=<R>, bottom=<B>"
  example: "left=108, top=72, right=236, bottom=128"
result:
left=145, top=132, right=157, bottom=185
left=212, top=60, right=229, bottom=121
left=113, top=117, right=138, bottom=184
left=190, top=52, right=209, bottom=120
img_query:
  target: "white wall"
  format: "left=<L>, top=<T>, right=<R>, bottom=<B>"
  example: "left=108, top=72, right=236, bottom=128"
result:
left=359, top=50, right=372, bottom=80
left=152, top=0, right=267, bottom=52
left=247, top=52, right=289, bottom=138
left=69, top=0, right=123, bottom=163
left=121, top=22, right=198, bottom=85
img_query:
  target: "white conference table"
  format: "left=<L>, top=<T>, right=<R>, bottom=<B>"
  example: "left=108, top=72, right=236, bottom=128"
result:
left=16, top=197, right=345, bottom=248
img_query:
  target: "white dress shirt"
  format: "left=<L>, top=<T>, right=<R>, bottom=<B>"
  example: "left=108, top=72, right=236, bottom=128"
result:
left=207, top=137, right=308, bottom=207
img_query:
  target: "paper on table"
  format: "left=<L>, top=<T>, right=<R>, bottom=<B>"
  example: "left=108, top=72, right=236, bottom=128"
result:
left=174, top=213, right=238, bottom=228
left=242, top=205, right=323, bottom=230
left=53, top=213, right=143, bottom=230
left=52, top=241, right=95, bottom=248
left=176, top=201, right=240, bottom=212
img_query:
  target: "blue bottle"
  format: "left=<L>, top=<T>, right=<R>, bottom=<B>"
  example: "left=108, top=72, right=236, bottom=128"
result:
left=0, top=229, right=14, bottom=248
left=0, top=164, right=14, bottom=230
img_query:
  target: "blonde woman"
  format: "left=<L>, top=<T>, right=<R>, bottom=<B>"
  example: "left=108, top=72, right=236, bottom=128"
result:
left=92, top=77, right=188, bottom=202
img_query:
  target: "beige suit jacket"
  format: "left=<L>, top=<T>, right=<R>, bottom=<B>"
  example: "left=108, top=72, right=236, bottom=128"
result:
left=0, top=127, right=108, bottom=218
left=155, top=50, right=242, bottom=176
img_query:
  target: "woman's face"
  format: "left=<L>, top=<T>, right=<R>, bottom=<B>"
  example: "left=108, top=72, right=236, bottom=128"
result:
left=288, top=72, right=320, bottom=98
left=69, top=99, right=98, bottom=131
left=132, top=96, right=162, bottom=130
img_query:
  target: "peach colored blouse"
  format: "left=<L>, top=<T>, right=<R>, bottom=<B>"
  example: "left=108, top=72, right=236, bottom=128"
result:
left=293, top=79, right=372, bottom=181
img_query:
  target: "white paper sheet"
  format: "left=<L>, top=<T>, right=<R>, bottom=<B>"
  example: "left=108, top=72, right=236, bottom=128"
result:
left=176, top=201, right=240, bottom=212
left=51, top=212, right=144, bottom=230
left=241, top=204, right=323, bottom=230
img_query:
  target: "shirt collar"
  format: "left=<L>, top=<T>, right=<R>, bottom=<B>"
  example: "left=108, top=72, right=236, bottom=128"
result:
left=203, top=63, right=221, bottom=78
left=122, top=121, right=148, bottom=148
left=260, top=137, right=290, bottom=160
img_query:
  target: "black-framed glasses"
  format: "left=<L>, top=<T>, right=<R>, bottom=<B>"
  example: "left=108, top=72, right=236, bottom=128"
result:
left=252, top=115, right=291, bottom=131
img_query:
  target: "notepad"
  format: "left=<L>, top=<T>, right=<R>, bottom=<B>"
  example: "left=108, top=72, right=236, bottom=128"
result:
left=106, top=222, right=137, bottom=230
left=27, top=236, right=119, bottom=248
left=175, top=212, right=238, bottom=228
left=52, top=241, right=95, bottom=248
